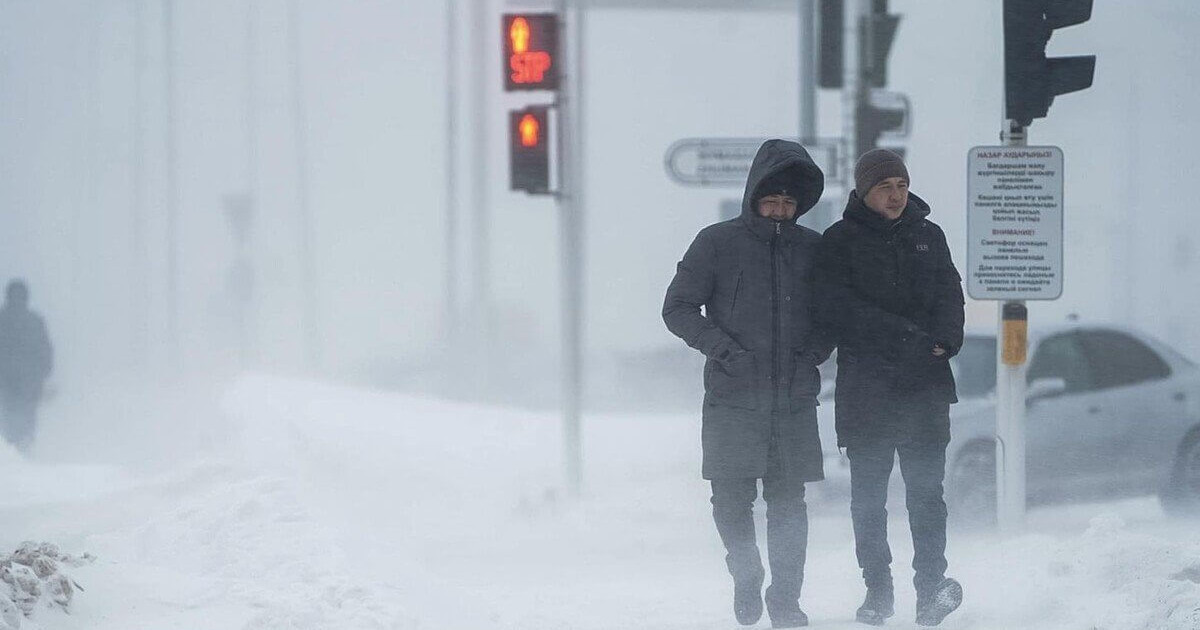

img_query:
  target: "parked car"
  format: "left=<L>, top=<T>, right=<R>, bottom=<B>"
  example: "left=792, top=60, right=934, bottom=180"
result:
left=813, top=324, right=1200, bottom=522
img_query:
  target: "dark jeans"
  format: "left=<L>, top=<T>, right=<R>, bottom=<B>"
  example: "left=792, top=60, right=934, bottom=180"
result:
left=710, top=448, right=808, bottom=606
left=847, top=424, right=949, bottom=596
left=0, top=392, right=38, bottom=453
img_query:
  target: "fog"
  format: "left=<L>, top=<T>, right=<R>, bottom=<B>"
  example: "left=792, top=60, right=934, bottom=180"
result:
left=2, top=2, right=1199, bottom=404
left=2, top=1, right=1200, bottom=628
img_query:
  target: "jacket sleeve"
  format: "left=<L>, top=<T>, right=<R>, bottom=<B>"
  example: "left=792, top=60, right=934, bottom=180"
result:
left=662, top=231, right=740, bottom=361
left=801, top=260, right=837, bottom=364
left=929, top=227, right=966, bottom=357
left=813, top=227, right=919, bottom=355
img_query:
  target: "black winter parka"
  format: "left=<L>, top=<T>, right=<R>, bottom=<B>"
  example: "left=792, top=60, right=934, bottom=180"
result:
left=814, top=191, right=965, bottom=447
left=663, top=140, right=833, bottom=481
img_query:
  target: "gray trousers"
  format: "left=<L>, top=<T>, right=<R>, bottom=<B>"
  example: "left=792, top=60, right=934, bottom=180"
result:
left=710, top=441, right=808, bottom=606
left=847, top=415, right=949, bottom=596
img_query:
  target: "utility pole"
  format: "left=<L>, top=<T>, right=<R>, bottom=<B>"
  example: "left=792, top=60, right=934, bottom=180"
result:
left=131, top=0, right=149, bottom=369
left=164, top=0, right=179, bottom=371
left=503, top=8, right=581, bottom=495
left=445, top=0, right=461, bottom=354
left=287, top=0, right=319, bottom=372
left=994, top=121, right=1028, bottom=536
left=798, top=0, right=816, bottom=144
left=990, top=0, right=1095, bottom=533
left=556, top=0, right=586, bottom=498
left=469, top=0, right=492, bottom=366
left=840, top=0, right=862, bottom=195
left=239, top=0, right=259, bottom=366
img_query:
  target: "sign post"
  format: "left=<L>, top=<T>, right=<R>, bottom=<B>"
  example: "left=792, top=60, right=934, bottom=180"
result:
left=980, top=0, right=1095, bottom=534
left=967, top=138, right=1064, bottom=533
left=503, top=9, right=583, bottom=499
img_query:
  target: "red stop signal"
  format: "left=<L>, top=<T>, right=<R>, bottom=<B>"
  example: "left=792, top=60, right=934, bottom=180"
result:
left=518, top=114, right=540, bottom=148
left=502, top=14, right=559, bottom=91
left=510, top=107, right=550, bottom=194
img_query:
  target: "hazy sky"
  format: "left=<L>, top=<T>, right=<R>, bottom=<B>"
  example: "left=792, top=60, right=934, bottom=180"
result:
left=2, top=0, right=1198, bottom=389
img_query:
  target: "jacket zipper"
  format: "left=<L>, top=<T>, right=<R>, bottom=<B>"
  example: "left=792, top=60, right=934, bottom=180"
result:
left=771, top=221, right=781, bottom=412
left=771, top=221, right=786, bottom=478
left=889, top=221, right=902, bottom=290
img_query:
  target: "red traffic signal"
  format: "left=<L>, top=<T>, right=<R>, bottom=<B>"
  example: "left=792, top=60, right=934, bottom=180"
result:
left=510, top=107, right=551, bottom=194
left=503, top=13, right=559, bottom=91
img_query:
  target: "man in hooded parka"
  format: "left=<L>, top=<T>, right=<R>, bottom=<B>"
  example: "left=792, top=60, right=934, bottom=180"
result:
left=663, top=139, right=832, bottom=628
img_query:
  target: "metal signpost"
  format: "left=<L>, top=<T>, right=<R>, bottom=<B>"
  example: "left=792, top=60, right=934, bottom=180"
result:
left=504, top=6, right=585, bottom=499
left=966, top=142, right=1064, bottom=534
left=984, top=0, right=1095, bottom=533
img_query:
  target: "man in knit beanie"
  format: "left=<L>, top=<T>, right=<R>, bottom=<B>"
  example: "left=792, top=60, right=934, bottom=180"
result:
left=813, top=150, right=966, bottom=627
left=854, top=148, right=910, bottom=202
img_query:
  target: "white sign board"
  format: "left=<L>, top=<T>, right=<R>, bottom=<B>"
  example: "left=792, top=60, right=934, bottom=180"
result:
left=966, top=145, right=1064, bottom=301
left=664, top=138, right=841, bottom=189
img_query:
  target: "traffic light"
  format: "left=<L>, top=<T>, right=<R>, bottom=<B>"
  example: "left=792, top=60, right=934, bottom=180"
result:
left=860, top=0, right=900, bottom=89
left=502, top=14, right=559, bottom=92
left=818, top=0, right=899, bottom=89
left=818, top=0, right=843, bottom=88
left=510, top=107, right=550, bottom=194
left=855, top=89, right=909, bottom=158
left=1003, top=0, right=1096, bottom=127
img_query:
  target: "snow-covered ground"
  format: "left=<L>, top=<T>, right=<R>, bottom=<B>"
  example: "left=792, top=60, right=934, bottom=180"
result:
left=3, top=374, right=1199, bottom=629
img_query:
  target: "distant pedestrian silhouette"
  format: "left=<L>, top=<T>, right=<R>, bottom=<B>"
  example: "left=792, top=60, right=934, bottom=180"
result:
left=0, top=280, right=53, bottom=453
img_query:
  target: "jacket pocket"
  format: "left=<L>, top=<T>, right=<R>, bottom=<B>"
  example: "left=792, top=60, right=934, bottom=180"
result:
left=789, top=352, right=821, bottom=411
left=705, top=353, right=759, bottom=410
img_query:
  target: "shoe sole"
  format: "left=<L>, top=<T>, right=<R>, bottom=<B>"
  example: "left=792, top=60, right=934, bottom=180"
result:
left=856, top=609, right=894, bottom=626
left=916, top=579, right=963, bottom=627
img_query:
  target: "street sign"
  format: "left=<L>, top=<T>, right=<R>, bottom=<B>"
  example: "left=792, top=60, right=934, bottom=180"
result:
left=966, top=145, right=1064, bottom=300
left=664, top=138, right=841, bottom=188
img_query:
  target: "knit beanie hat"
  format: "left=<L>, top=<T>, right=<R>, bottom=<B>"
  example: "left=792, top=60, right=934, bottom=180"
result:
left=753, top=169, right=799, bottom=203
left=854, top=149, right=909, bottom=198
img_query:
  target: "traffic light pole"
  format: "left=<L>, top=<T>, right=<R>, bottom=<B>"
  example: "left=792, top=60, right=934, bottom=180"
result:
left=556, top=0, right=586, bottom=499
left=840, top=0, right=863, bottom=190
left=444, top=0, right=461, bottom=355
left=798, top=0, right=817, bottom=143
left=995, top=120, right=1029, bottom=534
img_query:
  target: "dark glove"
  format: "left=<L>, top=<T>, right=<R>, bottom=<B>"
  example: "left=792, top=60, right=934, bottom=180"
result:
left=796, top=348, right=826, bottom=366
left=895, top=326, right=937, bottom=365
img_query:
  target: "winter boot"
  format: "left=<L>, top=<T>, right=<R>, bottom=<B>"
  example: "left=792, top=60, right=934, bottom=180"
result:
left=732, top=577, right=764, bottom=626
left=855, top=587, right=895, bottom=626
left=915, top=577, right=962, bottom=627
left=765, top=585, right=809, bottom=628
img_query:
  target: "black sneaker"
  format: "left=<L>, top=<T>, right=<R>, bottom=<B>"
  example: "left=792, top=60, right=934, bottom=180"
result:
left=915, top=578, right=962, bottom=627
left=855, top=587, right=895, bottom=626
left=765, top=587, right=808, bottom=629
left=768, top=605, right=808, bottom=629
left=733, top=580, right=763, bottom=626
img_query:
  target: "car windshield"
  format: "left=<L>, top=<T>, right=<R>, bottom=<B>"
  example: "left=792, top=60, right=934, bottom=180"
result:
left=950, top=335, right=997, bottom=399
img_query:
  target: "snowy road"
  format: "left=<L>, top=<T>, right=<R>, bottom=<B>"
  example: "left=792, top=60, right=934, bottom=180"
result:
left=4, top=374, right=1199, bottom=629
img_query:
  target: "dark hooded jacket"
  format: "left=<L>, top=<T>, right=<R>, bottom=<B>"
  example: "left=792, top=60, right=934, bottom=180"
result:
left=663, top=140, right=833, bottom=481
left=0, top=300, right=53, bottom=399
left=814, top=190, right=965, bottom=447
